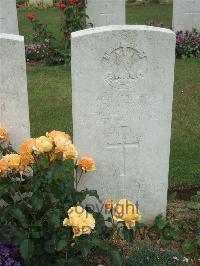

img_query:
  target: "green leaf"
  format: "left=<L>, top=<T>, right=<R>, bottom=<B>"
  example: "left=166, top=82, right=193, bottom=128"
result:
left=0, top=182, right=9, bottom=197
left=155, top=214, right=167, bottom=230
left=78, top=189, right=101, bottom=203
left=182, top=240, right=195, bottom=255
left=31, top=228, right=44, bottom=239
left=196, top=235, right=200, bottom=247
left=109, top=248, right=123, bottom=266
left=90, top=239, right=123, bottom=266
left=11, top=207, right=28, bottom=228
left=162, top=226, right=179, bottom=240
left=55, top=239, right=68, bottom=251
left=31, top=195, right=43, bottom=211
left=187, top=202, right=200, bottom=210
left=20, top=239, right=34, bottom=261
left=47, top=209, right=60, bottom=227
left=78, top=240, right=90, bottom=257
left=54, top=258, right=66, bottom=266
left=122, top=227, right=135, bottom=242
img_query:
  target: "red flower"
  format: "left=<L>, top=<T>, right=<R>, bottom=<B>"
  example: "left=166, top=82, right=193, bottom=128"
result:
left=58, top=3, right=68, bottom=10
left=68, top=0, right=79, bottom=3
left=26, top=13, right=36, bottom=21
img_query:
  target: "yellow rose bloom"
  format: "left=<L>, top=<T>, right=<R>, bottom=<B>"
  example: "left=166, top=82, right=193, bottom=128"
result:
left=35, top=136, right=53, bottom=154
left=20, top=138, right=36, bottom=166
left=0, top=128, right=8, bottom=143
left=4, top=154, right=21, bottom=170
left=63, top=144, right=78, bottom=160
left=76, top=157, right=95, bottom=171
left=0, top=159, right=8, bottom=176
left=63, top=206, right=95, bottom=238
left=113, top=199, right=141, bottom=229
left=105, top=199, right=116, bottom=210
left=19, top=154, right=33, bottom=170
left=47, top=130, right=71, bottom=152
left=20, top=138, right=36, bottom=155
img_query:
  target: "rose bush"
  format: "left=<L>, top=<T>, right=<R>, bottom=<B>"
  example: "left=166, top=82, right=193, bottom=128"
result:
left=57, top=0, right=89, bottom=60
left=26, top=13, right=65, bottom=65
left=176, top=29, right=200, bottom=59
left=1, top=128, right=144, bottom=265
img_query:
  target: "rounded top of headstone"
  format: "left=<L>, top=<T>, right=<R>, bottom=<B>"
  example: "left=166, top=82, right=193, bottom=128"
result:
left=71, top=25, right=175, bottom=39
left=0, top=33, right=24, bottom=41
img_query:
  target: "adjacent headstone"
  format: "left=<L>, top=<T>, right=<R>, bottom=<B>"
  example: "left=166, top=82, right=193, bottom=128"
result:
left=29, top=0, right=53, bottom=5
left=86, top=0, right=125, bottom=27
left=0, top=34, right=30, bottom=151
left=173, top=0, right=200, bottom=32
left=0, top=0, right=19, bottom=34
left=72, top=25, right=176, bottom=223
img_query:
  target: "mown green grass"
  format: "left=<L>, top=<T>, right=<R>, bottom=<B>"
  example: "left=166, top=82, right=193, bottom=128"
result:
left=18, top=3, right=200, bottom=187
left=18, top=7, right=64, bottom=45
left=126, top=3, right=172, bottom=27
left=170, top=59, right=200, bottom=187
left=27, top=65, right=72, bottom=137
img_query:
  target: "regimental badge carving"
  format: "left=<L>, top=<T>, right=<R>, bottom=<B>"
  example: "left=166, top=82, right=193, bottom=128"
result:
left=102, top=46, right=147, bottom=89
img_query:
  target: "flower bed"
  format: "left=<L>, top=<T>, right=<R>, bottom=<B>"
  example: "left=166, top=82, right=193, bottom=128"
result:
left=0, top=127, right=199, bottom=265
left=146, top=21, right=200, bottom=59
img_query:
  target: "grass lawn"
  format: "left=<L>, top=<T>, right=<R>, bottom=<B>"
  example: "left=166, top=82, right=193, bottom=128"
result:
left=18, top=3, right=200, bottom=188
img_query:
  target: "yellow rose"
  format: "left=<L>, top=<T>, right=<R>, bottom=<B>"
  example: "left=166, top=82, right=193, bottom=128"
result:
left=35, top=136, right=53, bottom=154
left=76, top=157, right=95, bottom=171
left=20, top=138, right=36, bottom=155
left=113, top=199, right=141, bottom=229
left=104, top=199, right=116, bottom=210
left=0, top=159, right=8, bottom=176
left=4, top=154, right=21, bottom=170
left=20, top=138, right=36, bottom=166
left=63, top=206, right=95, bottom=238
left=19, top=154, right=33, bottom=171
left=63, top=144, right=78, bottom=160
left=47, top=130, right=71, bottom=152
left=0, top=128, right=8, bottom=143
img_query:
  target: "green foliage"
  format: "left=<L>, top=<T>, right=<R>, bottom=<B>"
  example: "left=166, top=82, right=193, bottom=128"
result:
left=176, top=29, right=200, bottom=59
left=149, top=215, right=180, bottom=245
left=0, top=144, right=122, bottom=265
left=182, top=192, right=200, bottom=256
left=125, top=244, right=186, bottom=266
left=26, top=14, right=65, bottom=65
left=59, top=0, right=88, bottom=61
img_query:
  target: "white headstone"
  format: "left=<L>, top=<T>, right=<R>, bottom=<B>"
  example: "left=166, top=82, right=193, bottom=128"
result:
left=29, top=0, right=53, bottom=5
left=173, top=0, right=200, bottom=32
left=0, top=0, right=19, bottom=34
left=0, top=34, right=30, bottom=151
left=86, top=0, right=125, bottom=27
left=72, top=25, right=176, bottom=224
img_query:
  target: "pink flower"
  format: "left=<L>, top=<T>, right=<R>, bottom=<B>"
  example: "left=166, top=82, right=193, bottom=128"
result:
left=58, top=3, right=68, bottom=10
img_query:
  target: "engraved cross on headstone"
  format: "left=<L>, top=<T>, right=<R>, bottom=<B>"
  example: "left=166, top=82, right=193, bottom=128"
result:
left=107, top=126, right=139, bottom=177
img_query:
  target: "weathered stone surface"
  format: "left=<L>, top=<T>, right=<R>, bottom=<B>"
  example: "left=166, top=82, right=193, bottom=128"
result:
left=0, top=0, right=19, bottom=34
left=173, top=0, right=200, bottom=31
left=71, top=25, right=176, bottom=223
left=29, top=0, right=53, bottom=5
left=86, top=0, right=125, bottom=27
left=0, top=34, right=30, bottom=151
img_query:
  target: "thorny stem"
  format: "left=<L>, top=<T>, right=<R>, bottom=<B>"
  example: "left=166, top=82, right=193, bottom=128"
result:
left=14, top=174, right=32, bottom=209
left=75, top=168, right=84, bottom=190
